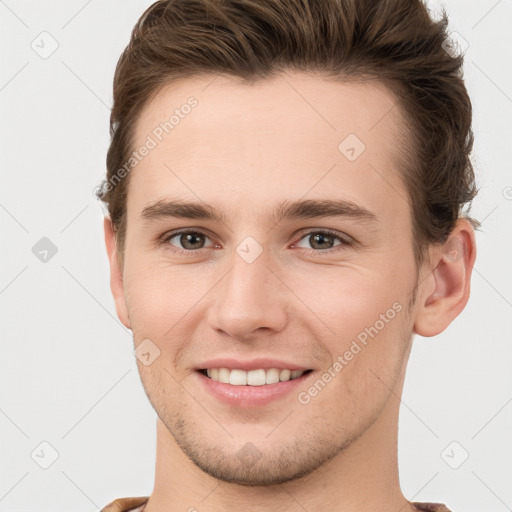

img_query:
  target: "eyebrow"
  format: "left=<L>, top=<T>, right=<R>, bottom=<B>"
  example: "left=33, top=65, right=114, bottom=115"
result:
left=140, top=198, right=379, bottom=225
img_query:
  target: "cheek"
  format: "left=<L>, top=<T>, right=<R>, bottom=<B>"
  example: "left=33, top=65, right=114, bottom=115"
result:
left=123, top=259, right=222, bottom=346
left=295, top=266, right=411, bottom=386
left=301, top=305, right=410, bottom=425
left=123, top=263, right=183, bottom=336
left=288, top=265, right=402, bottom=339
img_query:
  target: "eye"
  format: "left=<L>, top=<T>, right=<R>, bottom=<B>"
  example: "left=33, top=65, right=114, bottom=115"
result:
left=161, top=230, right=215, bottom=253
left=292, top=229, right=352, bottom=253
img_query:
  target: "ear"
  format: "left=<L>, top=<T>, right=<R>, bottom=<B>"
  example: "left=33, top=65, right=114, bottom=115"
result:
left=104, top=217, right=131, bottom=329
left=414, top=219, right=477, bottom=337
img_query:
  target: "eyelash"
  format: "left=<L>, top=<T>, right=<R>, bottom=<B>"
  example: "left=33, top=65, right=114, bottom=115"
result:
left=158, top=228, right=354, bottom=256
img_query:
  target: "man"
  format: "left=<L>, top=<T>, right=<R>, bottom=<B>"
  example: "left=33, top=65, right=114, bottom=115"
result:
left=96, top=0, right=478, bottom=510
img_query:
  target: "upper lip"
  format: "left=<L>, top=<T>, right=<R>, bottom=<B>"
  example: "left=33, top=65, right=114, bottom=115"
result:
left=196, top=358, right=312, bottom=372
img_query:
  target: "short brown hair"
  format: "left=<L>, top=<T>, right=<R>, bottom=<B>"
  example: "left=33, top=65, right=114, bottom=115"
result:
left=95, top=0, right=479, bottom=269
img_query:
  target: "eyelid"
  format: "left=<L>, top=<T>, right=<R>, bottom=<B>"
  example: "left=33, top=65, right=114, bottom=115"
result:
left=292, top=227, right=354, bottom=247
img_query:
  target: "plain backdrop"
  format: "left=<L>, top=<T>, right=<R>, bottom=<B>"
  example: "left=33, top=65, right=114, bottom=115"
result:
left=1, top=1, right=511, bottom=511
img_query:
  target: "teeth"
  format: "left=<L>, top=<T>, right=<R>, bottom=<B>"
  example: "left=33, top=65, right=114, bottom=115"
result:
left=247, top=369, right=266, bottom=386
left=203, top=367, right=307, bottom=386
left=230, top=369, right=247, bottom=385
left=218, top=368, right=230, bottom=384
left=265, top=368, right=280, bottom=384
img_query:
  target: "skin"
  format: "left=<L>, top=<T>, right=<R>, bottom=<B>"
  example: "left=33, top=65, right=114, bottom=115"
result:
left=104, top=71, right=476, bottom=512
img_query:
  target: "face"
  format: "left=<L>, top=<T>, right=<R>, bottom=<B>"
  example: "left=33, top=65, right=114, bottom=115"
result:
left=114, top=71, right=423, bottom=485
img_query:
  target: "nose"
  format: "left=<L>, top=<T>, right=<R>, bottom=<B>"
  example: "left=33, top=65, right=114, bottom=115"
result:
left=207, top=246, right=289, bottom=340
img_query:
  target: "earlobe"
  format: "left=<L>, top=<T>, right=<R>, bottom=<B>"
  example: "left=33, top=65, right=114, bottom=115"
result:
left=103, top=217, right=131, bottom=330
left=414, top=219, right=477, bottom=337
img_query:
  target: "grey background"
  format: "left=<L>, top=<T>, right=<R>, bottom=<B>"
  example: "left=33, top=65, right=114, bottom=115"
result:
left=1, top=0, right=511, bottom=511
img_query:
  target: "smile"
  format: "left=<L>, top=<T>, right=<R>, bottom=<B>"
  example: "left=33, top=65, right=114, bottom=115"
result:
left=199, top=368, right=313, bottom=386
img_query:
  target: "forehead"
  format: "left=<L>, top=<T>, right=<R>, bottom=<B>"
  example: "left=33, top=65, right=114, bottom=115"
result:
left=128, top=71, right=411, bottom=225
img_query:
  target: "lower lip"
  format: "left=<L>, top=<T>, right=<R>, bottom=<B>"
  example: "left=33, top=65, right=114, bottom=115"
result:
left=195, top=370, right=314, bottom=407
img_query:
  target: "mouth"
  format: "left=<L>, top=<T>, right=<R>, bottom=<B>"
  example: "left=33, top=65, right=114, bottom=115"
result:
left=195, top=366, right=315, bottom=407
left=197, top=368, right=314, bottom=386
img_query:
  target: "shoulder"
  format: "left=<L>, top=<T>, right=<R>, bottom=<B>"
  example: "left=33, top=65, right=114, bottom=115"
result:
left=101, top=496, right=150, bottom=512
